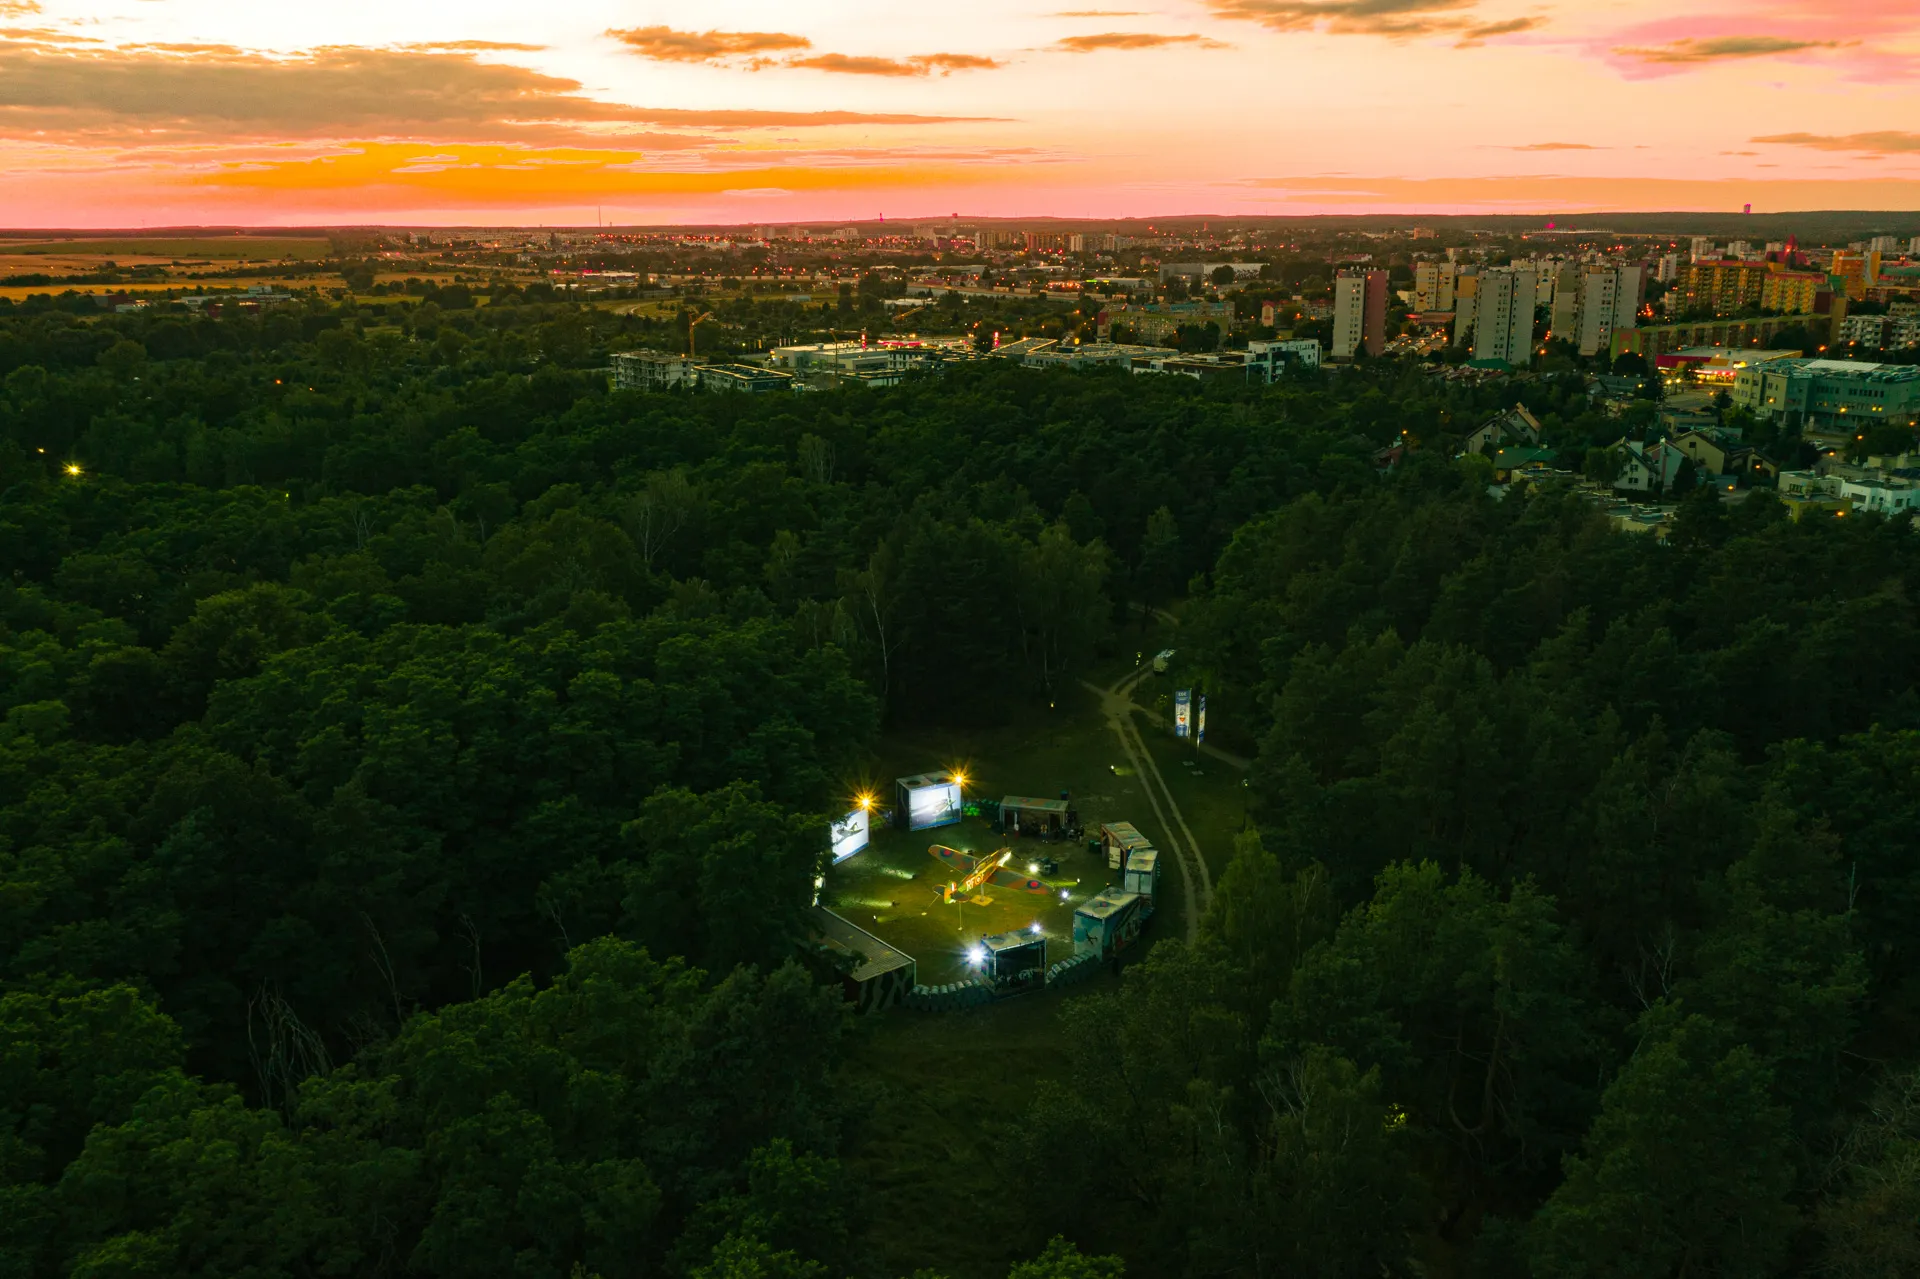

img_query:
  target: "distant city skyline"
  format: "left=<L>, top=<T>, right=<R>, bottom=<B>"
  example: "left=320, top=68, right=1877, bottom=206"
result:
left=4, top=0, right=1920, bottom=225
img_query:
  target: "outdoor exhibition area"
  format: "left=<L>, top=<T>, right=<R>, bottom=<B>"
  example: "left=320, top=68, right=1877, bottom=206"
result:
left=820, top=768, right=1150, bottom=987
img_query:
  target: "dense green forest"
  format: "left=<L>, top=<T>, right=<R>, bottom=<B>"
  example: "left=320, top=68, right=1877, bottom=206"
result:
left=3, top=296, right=1919, bottom=1277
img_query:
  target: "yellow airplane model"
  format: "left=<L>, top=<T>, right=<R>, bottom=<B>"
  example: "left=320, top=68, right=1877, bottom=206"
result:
left=928, top=845, right=1051, bottom=905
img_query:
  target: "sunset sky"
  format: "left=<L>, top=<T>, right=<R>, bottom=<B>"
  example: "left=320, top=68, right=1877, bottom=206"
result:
left=4, top=0, right=1919, bottom=226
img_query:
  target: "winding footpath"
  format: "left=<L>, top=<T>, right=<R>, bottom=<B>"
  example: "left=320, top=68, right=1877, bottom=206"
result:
left=1081, top=666, right=1217, bottom=945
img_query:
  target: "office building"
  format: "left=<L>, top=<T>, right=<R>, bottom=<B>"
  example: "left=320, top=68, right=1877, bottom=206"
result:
left=1332, top=269, right=1388, bottom=358
left=1471, top=267, right=1539, bottom=367
left=1414, top=260, right=1456, bottom=312
left=1734, top=358, right=1920, bottom=428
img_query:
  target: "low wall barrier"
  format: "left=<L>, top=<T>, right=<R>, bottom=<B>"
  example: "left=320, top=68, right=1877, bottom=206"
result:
left=903, top=951, right=1105, bottom=1012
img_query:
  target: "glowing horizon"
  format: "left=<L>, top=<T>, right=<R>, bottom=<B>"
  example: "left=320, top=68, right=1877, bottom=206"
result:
left=3, top=0, right=1919, bottom=227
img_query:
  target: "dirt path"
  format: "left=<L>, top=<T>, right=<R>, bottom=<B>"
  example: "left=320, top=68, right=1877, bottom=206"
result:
left=1082, top=667, right=1215, bottom=944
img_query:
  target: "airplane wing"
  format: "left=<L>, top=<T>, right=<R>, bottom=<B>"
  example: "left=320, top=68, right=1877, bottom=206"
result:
left=929, top=845, right=976, bottom=872
left=988, top=869, right=1053, bottom=895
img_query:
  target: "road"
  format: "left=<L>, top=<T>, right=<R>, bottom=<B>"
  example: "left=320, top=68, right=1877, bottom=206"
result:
left=1082, top=666, right=1216, bottom=944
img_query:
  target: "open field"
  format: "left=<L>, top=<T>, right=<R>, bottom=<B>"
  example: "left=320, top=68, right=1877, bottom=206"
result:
left=0, top=236, right=330, bottom=260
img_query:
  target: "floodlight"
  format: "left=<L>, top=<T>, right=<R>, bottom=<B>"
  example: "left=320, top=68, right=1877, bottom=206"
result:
left=1027, top=862, right=1040, bottom=874
left=1059, top=890, right=1070, bottom=900
left=967, top=946, right=987, bottom=967
left=63, top=463, right=82, bottom=476
left=1029, top=922, right=1042, bottom=935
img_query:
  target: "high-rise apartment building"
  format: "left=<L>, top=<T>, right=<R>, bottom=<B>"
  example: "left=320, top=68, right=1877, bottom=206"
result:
left=1870, top=235, right=1901, bottom=255
left=1549, top=264, right=1582, bottom=339
left=1414, top=260, right=1456, bottom=312
left=1683, top=259, right=1768, bottom=315
left=1656, top=254, right=1680, bottom=283
left=1829, top=251, right=1881, bottom=297
left=1690, top=237, right=1716, bottom=262
left=1332, top=269, right=1388, bottom=358
left=1573, top=265, right=1644, bottom=357
left=1471, top=267, right=1538, bottom=367
left=1452, top=270, right=1481, bottom=346
left=1760, top=269, right=1827, bottom=315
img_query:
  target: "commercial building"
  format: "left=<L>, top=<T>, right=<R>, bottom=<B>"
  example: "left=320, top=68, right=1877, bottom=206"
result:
left=1158, top=262, right=1264, bottom=283
left=1023, top=341, right=1160, bottom=370
left=1332, top=269, right=1388, bottom=359
left=697, top=364, right=794, bottom=394
left=1734, top=358, right=1920, bottom=428
left=1470, top=267, right=1538, bottom=368
left=1654, top=346, right=1800, bottom=387
left=1243, top=338, right=1323, bottom=380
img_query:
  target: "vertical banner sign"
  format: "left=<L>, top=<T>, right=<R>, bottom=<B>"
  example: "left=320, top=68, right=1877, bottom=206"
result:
left=1197, top=695, right=1207, bottom=744
left=1175, top=689, right=1191, bottom=739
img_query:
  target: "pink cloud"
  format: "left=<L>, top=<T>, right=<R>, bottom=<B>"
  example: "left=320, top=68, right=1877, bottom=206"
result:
left=1591, top=1, right=1920, bottom=81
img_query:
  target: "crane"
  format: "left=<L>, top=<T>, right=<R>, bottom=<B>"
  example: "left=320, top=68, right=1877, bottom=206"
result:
left=687, top=311, right=716, bottom=358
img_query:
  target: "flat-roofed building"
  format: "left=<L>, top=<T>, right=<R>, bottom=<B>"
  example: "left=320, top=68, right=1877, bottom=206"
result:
left=611, top=349, right=695, bottom=391
left=1735, top=358, right=1920, bottom=428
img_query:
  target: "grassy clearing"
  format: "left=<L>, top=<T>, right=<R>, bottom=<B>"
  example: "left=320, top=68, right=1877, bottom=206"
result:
left=828, top=676, right=1178, bottom=983
left=835, top=627, right=1240, bottom=1277
left=838, top=975, right=1122, bottom=1279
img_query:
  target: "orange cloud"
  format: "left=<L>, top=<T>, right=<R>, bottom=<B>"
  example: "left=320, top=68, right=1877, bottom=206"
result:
left=397, top=40, right=549, bottom=53
left=1455, top=16, right=1539, bottom=45
left=605, top=26, right=812, bottom=63
left=1753, top=131, right=1920, bottom=154
left=0, top=42, right=988, bottom=145
left=784, top=51, right=1002, bottom=75
left=1207, top=0, right=1478, bottom=37
left=1053, top=32, right=1228, bottom=50
left=1613, top=35, right=1848, bottom=64
left=171, top=140, right=1046, bottom=212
